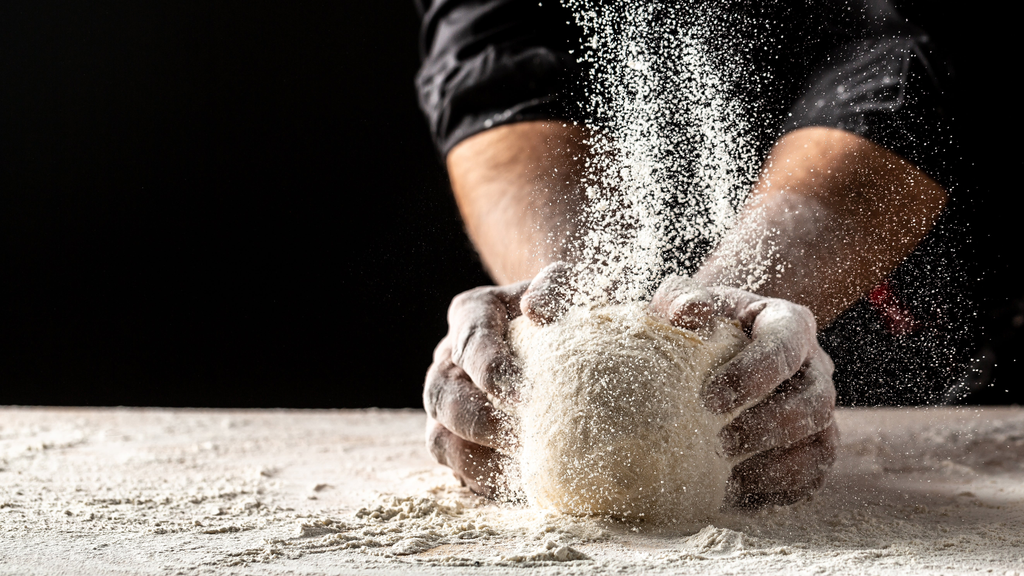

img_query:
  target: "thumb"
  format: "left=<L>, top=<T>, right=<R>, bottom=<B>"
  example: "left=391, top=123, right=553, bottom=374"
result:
left=650, top=276, right=717, bottom=330
left=521, top=262, right=575, bottom=324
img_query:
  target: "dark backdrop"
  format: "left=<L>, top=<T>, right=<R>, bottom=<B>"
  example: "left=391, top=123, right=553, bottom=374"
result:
left=1, top=2, right=1017, bottom=408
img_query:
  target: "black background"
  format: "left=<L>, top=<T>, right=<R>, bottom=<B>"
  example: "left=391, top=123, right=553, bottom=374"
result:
left=2, top=2, right=1017, bottom=408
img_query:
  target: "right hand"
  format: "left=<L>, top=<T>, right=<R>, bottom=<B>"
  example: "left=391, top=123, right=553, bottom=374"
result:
left=649, top=277, right=838, bottom=508
left=422, top=263, right=572, bottom=497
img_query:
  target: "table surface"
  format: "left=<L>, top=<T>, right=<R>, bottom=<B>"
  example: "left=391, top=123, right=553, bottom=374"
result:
left=1, top=406, right=1022, bottom=575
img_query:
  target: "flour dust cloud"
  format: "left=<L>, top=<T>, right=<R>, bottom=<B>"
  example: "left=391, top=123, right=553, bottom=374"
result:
left=498, top=1, right=770, bottom=522
left=563, top=0, right=763, bottom=304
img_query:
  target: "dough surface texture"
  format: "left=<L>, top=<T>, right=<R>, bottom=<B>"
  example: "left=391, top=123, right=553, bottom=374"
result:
left=508, top=303, right=748, bottom=522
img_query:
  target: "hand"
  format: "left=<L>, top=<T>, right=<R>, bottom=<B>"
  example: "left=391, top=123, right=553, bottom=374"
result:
left=423, top=263, right=572, bottom=497
left=650, top=277, right=839, bottom=508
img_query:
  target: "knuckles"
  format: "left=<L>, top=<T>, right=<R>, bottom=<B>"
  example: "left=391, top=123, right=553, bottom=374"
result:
left=669, top=295, right=715, bottom=329
left=421, top=363, right=446, bottom=421
left=425, top=420, right=449, bottom=466
left=424, top=280, right=533, bottom=497
left=727, top=422, right=839, bottom=508
left=437, top=279, right=839, bottom=507
left=449, top=285, right=499, bottom=313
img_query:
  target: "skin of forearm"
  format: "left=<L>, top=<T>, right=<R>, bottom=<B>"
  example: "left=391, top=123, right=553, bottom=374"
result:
left=692, top=126, right=948, bottom=326
left=446, top=121, right=591, bottom=284
left=448, top=122, right=948, bottom=328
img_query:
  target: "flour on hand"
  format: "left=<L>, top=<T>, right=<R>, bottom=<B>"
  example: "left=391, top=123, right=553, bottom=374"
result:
left=508, top=303, right=748, bottom=524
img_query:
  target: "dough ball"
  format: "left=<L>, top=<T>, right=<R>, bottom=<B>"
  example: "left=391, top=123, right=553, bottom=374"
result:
left=508, top=303, right=748, bottom=522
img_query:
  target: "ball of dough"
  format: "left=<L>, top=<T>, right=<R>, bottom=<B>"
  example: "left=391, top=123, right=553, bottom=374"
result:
left=508, top=303, right=748, bottom=522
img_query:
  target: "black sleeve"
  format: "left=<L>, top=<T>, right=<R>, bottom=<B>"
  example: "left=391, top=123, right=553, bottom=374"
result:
left=415, top=0, right=585, bottom=157
left=781, top=20, right=957, bottom=190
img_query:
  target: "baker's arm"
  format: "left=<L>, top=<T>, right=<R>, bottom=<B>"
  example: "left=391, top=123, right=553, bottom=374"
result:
left=445, top=121, right=591, bottom=284
left=431, top=120, right=946, bottom=503
left=423, top=122, right=597, bottom=498
left=676, top=125, right=946, bottom=505
left=693, top=125, right=947, bottom=326
left=448, top=121, right=947, bottom=318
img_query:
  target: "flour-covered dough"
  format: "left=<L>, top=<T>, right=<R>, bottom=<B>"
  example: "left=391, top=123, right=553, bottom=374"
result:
left=508, top=303, right=748, bottom=522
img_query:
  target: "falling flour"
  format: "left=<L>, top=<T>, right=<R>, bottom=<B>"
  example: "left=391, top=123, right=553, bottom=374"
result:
left=508, top=303, right=749, bottom=523
left=562, top=0, right=762, bottom=306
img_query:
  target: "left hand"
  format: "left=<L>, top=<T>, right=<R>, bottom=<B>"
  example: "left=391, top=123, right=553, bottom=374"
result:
left=422, top=263, right=574, bottom=498
left=650, top=276, right=839, bottom=508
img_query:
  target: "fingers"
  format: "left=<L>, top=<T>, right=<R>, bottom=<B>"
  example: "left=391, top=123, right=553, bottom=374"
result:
left=521, top=262, right=575, bottom=324
left=650, top=277, right=717, bottom=331
left=703, top=299, right=818, bottom=413
left=726, top=421, right=839, bottom=508
left=447, top=282, right=528, bottom=400
left=651, top=277, right=837, bottom=510
left=719, top=349, right=836, bottom=457
left=650, top=281, right=758, bottom=331
left=428, top=263, right=583, bottom=500
left=427, top=281, right=528, bottom=499
left=423, top=339, right=510, bottom=449
left=426, top=418, right=507, bottom=499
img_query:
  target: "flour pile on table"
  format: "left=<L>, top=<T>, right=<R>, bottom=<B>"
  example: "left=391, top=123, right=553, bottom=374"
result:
left=273, top=492, right=600, bottom=566
left=2, top=407, right=1023, bottom=575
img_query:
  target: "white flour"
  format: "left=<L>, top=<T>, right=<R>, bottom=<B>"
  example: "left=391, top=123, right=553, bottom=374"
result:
left=1, top=407, right=1022, bottom=575
left=561, top=0, right=762, bottom=304
left=507, top=304, right=748, bottom=523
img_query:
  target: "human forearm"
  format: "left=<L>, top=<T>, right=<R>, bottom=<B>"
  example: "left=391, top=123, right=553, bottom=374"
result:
left=693, top=126, right=948, bottom=326
left=435, top=124, right=877, bottom=507
left=446, top=121, right=591, bottom=285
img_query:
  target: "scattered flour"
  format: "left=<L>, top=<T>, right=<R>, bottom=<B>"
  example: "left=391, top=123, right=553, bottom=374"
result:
left=560, top=0, right=762, bottom=305
left=1, top=407, right=1023, bottom=575
left=252, top=492, right=601, bottom=567
left=501, top=4, right=768, bottom=527
left=508, top=303, right=748, bottom=523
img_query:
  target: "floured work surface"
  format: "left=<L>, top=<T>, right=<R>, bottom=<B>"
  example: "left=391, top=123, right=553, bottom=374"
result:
left=0, top=406, right=1022, bottom=575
